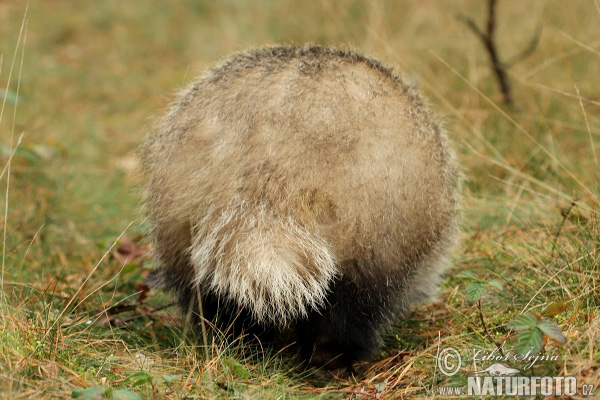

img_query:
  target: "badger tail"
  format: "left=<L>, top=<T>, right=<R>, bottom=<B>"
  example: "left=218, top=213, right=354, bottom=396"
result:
left=189, top=200, right=338, bottom=326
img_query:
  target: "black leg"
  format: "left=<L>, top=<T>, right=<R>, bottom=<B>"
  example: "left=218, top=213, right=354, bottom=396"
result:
left=295, top=263, right=404, bottom=370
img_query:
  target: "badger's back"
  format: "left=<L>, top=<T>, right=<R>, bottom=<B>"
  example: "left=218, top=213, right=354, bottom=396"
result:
left=141, top=46, right=459, bottom=367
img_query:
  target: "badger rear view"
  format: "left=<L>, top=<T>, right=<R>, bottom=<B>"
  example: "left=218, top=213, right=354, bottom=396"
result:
left=140, top=45, right=460, bottom=370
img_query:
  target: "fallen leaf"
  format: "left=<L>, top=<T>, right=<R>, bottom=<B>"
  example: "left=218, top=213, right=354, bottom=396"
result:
left=112, top=239, right=149, bottom=265
left=137, top=284, right=149, bottom=305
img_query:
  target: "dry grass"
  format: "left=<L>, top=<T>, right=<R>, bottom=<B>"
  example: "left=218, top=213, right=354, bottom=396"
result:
left=0, top=0, right=598, bottom=398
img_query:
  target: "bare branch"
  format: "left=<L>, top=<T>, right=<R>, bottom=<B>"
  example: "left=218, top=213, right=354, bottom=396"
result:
left=486, top=0, right=497, bottom=41
left=551, top=199, right=576, bottom=259
left=456, top=0, right=512, bottom=107
left=457, top=0, right=540, bottom=108
left=477, top=299, right=505, bottom=358
left=456, top=14, right=487, bottom=44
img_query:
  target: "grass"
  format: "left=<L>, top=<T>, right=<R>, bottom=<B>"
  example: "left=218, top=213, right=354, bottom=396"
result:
left=0, top=0, right=598, bottom=398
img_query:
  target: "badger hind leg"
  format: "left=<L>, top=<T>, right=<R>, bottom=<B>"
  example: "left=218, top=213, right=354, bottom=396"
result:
left=295, top=259, right=408, bottom=371
left=189, top=200, right=339, bottom=329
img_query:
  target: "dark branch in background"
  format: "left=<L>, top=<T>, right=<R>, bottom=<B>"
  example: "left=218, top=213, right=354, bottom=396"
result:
left=457, top=0, right=542, bottom=108
left=551, top=199, right=576, bottom=258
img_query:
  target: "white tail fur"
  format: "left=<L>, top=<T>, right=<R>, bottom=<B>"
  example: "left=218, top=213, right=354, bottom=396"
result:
left=190, top=198, right=338, bottom=325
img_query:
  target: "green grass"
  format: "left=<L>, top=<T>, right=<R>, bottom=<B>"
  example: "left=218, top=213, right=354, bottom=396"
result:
left=1, top=0, right=599, bottom=398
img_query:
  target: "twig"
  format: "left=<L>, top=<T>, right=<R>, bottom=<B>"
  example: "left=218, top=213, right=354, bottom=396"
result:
left=104, top=304, right=137, bottom=315
left=102, top=302, right=178, bottom=325
left=457, top=0, right=512, bottom=107
left=150, top=302, right=177, bottom=313
left=551, top=199, right=576, bottom=258
left=477, top=299, right=505, bottom=357
left=456, top=0, right=541, bottom=108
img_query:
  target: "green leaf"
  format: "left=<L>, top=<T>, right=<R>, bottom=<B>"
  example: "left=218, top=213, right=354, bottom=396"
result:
left=223, top=358, right=251, bottom=379
left=71, top=387, right=106, bottom=399
left=127, top=371, right=152, bottom=387
left=111, top=390, right=143, bottom=400
left=507, top=314, right=537, bottom=330
left=456, top=271, right=478, bottom=280
left=127, top=371, right=152, bottom=380
left=466, top=282, right=486, bottom=302
left=537, top=320, right=566, bottom=344
left=514, top=327, right=544, bottom=355
left=542, top=302, right=567, bottom=318
left=487, top=280, right=503, bottom=290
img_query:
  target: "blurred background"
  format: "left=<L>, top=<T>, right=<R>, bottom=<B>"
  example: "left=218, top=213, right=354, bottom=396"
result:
left=1, top=0, right=598, bottom=238
left=0, top=0, right=598, bottom=398
left=1, top=0, right=598, bottom=241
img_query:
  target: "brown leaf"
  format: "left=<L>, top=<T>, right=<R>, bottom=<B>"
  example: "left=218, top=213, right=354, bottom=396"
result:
left=542, top=302, right=568, bottom=318
left=137, top=284, right=150, bottom=304
left=112, top=238, right=149, bottom=265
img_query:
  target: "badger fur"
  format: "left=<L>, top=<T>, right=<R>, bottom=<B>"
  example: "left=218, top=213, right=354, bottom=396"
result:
left=140, top=45, right=460, bottom=369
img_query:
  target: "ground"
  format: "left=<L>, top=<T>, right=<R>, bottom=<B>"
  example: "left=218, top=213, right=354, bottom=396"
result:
left=0, top=0, right=598, bottom=398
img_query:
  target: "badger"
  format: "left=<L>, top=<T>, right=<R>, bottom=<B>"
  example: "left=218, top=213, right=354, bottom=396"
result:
left=140, top=45, right=460, bottom=370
